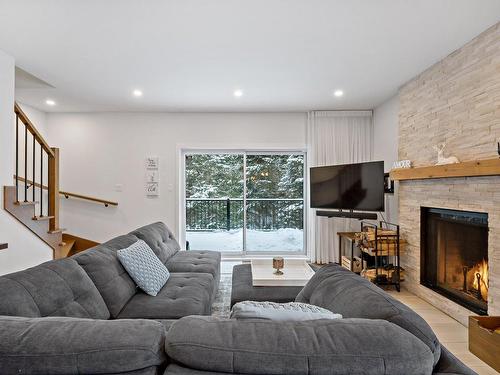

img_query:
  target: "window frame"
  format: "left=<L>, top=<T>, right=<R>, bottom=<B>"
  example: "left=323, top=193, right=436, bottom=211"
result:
left=180, top=148, right=307, bottom=257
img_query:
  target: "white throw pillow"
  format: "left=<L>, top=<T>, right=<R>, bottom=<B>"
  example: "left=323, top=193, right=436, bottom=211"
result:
left=117, top=240, right=170, bottom=296
left=230, top=301, right=342, bottom=321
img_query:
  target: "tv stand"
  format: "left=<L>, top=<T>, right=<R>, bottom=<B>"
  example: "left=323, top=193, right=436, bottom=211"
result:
left=316, top=210, right=378, bottom=220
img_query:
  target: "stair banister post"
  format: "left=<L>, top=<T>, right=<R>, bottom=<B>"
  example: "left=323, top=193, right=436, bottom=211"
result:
left=48, top=147, right=60, bottom=232
left=15, top=114, right=19, bottom=202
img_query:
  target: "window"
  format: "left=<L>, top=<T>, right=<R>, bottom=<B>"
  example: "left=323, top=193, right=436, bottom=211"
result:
left=183, top=151, right=305, bottom=254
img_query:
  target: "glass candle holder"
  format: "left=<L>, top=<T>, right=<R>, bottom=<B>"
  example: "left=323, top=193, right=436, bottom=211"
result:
left=273, top=257, right=284, bottom=275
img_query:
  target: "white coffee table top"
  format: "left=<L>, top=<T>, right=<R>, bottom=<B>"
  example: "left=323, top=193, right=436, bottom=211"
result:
left=250, top=259, right=314, bottom=287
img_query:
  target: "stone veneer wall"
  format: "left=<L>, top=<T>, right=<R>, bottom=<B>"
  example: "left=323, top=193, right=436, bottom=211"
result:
left=398, top=22, right=500, bottom=325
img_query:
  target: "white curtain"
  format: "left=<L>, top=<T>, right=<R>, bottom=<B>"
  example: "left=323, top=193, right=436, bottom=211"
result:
left=307, top=111, right=373, bottom=264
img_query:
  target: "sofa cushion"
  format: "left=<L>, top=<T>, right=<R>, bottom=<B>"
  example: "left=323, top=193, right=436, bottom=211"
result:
left=117, top=272, right=215, bottom=319
left=0, top=257, right=109, bottom=319
left=0, top=315, right=167, bottom=374
left=166, top=316, right=435, bottom=375
left=166, top=250, right=220, bottom=278
left=296, top=263, right=441, bottom=366
left=73, top=234, right=139, bottom=318
left=118, top=240, right=170, bottom=296
left=130, top=222, right=180, bottom=264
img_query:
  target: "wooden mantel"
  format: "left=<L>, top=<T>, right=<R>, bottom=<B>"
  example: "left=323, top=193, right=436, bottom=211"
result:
left=390, top=158, right=500, bottom=181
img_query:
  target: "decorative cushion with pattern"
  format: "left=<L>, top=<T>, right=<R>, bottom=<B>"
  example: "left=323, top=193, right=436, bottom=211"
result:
left=117, top=240, right=170, bottom=296
left=230, top=301, right=342, bottom=321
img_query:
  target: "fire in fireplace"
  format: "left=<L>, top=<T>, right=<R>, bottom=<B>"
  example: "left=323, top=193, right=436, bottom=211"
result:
left=421, top=207, right=488, bottom=315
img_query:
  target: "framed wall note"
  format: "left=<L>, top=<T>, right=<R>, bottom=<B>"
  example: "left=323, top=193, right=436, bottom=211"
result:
left=146, top=157, right=159, bottom=170
left=146, top=157, right=159, bottom=196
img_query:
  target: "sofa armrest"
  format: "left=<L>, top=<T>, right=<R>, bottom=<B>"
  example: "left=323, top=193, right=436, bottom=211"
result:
left=166, top=316, right=435, bottom=375
left=0, top=315, right=167, bottom=374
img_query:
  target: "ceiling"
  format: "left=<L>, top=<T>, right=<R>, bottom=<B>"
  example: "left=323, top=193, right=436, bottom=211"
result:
left=0, top=0, right=499, bottom=112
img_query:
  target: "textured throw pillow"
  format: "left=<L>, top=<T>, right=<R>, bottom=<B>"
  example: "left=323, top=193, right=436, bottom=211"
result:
left=230, top=301, right=342, bottom=321
left=117, top=240, right=170, bottom=296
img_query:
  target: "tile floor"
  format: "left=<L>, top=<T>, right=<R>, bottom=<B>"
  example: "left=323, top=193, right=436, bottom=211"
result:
left=221, top=260, right=498, bottom=375
left=387, top=289, right=498, bottom=375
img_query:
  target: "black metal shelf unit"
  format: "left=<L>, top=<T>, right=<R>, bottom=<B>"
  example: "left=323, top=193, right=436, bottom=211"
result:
left=358, top=221, right=401, bottom=292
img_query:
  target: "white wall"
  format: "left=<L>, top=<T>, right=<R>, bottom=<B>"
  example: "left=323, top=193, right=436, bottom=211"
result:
left=373, top=94, right=399, bottom=223
left=45, top=112, right=306, bottom=244
left=0, top=49, right=52, bottom=275
left=0, top=50, right=14, bottom=188
left=19, top=102, right=48, bottom=138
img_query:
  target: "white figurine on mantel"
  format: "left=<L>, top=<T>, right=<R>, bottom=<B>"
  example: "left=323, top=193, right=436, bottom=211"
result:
left=433, top=142, right=460, bottom=165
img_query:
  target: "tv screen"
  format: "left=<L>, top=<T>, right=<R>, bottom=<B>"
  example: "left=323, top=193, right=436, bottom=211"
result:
left=310, top=161, right=384, bottom=211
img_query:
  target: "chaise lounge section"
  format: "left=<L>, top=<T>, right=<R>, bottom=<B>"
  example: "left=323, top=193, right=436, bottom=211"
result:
left=73, top=221, right=221, bottom=319
left=164, top=264, right=475, bottom=375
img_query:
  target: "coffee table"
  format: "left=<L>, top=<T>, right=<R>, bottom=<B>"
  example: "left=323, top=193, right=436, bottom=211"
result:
left=251, top=259, right=315, bottom=287
left=230, top=261, right=315, bottom=308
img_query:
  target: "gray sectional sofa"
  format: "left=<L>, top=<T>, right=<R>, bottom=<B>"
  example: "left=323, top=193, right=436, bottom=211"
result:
left=0, top=222, right=475, bottom=375
left=0, top=222, right=220, bottom=374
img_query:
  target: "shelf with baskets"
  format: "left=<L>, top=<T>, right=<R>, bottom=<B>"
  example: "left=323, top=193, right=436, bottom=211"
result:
left=356, top=221, right=405, bottom=291
left=338, top=221, right=405, bottom=291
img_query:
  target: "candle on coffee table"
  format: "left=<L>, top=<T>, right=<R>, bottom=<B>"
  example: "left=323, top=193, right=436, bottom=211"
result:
left=273, top=257, right=284, bottom=275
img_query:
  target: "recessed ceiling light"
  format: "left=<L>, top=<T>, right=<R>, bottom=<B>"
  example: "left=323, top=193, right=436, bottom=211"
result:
left=133, top=89, right=143, bottom=97
left=45, top=99, right=56, bottom=106
left=233, top=89, right=243, bottom=98
left=334, top=90, right=344, bottom=97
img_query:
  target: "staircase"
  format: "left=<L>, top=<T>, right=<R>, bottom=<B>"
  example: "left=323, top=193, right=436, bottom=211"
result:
left=3, top=103, right=115, bottom=259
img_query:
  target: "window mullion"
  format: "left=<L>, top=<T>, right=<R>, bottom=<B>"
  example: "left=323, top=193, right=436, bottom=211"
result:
left=242, top=152, right=247, bottom=253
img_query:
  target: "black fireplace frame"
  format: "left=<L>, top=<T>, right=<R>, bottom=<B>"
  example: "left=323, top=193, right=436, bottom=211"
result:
left=420, top=207, right=488, bottom=315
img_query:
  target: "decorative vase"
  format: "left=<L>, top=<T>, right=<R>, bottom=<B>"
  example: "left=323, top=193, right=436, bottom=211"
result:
left=273, top=257, right=284, bottom=275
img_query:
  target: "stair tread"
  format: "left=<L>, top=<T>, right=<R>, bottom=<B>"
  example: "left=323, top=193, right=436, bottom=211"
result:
left=59, top=239, right=75, bottom=248
left=48, top=228, right=66, bottom=234
left=32, top=215, right=54, bottom=221
left=56, top=239, right=76, bottom=258
left=4, top=186, right=60, bottom=252
left=14, top=200, right=39, bottom=206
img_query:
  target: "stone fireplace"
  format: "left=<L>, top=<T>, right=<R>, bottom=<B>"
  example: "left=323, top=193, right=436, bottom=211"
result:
left=397, top=22, right=499, bottom=325
left=398, top=178, right=498, bottom=325
left=420, top=207, right=488, bottom=315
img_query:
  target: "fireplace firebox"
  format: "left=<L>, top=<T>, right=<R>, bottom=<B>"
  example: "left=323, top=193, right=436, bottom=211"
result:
left=421, top=207, right=488, bottom=315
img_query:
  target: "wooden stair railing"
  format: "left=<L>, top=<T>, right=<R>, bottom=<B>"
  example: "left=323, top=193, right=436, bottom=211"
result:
left=5, top=103, right=111, bottom=259
left=4, top=103, right=64, bottom=257
left=61, top=191, right=118, bottom=207
left=14, top=103, right=59, bottom=229
left=14, top=176, right=119, bottom=207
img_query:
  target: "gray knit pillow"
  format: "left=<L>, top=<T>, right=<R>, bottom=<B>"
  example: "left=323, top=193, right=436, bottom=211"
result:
left=117, top=240, right=170, bottom=296
left=230, top=301, right=342, bottom=321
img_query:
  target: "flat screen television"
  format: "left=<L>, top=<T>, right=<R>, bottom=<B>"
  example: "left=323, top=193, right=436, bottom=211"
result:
left=310, top=161, right=384, bottom=211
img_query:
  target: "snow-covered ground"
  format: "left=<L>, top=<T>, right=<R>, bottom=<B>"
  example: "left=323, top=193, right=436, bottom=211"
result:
left=186, top=228, right=303, bottom=252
